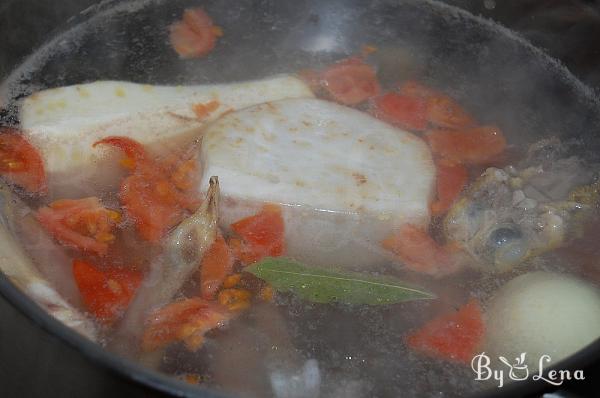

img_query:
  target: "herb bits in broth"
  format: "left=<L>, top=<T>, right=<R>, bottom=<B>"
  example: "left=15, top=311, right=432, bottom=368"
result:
left=1, top=1, right=600, bottom=397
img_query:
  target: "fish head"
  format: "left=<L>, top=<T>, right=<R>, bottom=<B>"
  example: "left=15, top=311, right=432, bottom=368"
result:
left=443, top=139, right=599, bottom=273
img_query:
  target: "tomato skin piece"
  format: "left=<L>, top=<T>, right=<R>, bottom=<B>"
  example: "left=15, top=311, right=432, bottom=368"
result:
left=228, top=237, right=259, bottom=266
left=398, top=81, right=475, bottom=130
left=426, top=126, right=507, bottom=165
left=382, top=224, right=461, bottom=276
left=370, top=92, right=428, bottom=131
left=142, top=297, right=230, bottom=352
left=170, top=8, right=217, bottom=59
left=425, top=94, right=476, bottom=130
left=321, top=59, right=381, bottom=105
left=119, top=173, right=188, bottom=242
left=405, top=299, right=485, bottom=364
left=230, top=204, right=285, bottom=265
left=200, top=234, right=234, bottom=300
left=231, top=204, right=284, bottom=247
left=170, top=22, right=215, bottom=59
left=95, top=136, right=200, bottom=242
left=93, top=136, right=147, bottom=169
left=430, top=162, right=468, bottom=216
left=0, top=128, right=47, bottom=193
left=399, top=80, right=438, bottom=98
left=182, top=8, right=214, bottom=35
left=36, top=197, right=120, bottom=256
left=192, top=100, right=220, bottom=119
left=72, top=259, right=142, bottom=324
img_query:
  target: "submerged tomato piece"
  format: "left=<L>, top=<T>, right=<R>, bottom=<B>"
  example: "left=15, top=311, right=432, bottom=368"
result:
left=430, top=162, right=468, bottom=216
left=230, top=204, right=285, bottom=265
left=321, top=58, right=381, bottom=105
left=200, top=234, right=235, bottom=300
left=73, top=259, right=142, bottom=324
left=0, top=128, right=46, bottom=193
left=406, top=299, right=484, bottom=364
left=119, top=174, right=189, bottom=242
left=382, top=224, right=460, bottom=276
left=93, top=136, right=146, bottom=170
left=426, top=126, right=507, bottom=165
left=231, top=204, right=284, bottom=247
left=170, top=8, right=218, bottom=59
left=297, top=68, right=323, bottom=93
left=36, top=197, right=121, bottom=256
left=183, top=8, right=214, bottom=33
left=370, top=92, right=428, bottom=131
left=95, top=136, right=200, bottom=242
left=425, top=94, right=476, bottom=130
left=142, top=297, right=230, bottom=352
left=192, top=100, right=220, bottom=119
left=399, top=81, right=475, bottom=130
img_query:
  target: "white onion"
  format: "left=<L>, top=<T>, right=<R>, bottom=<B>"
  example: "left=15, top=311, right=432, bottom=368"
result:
left=485, top=271, right=600, bottom=367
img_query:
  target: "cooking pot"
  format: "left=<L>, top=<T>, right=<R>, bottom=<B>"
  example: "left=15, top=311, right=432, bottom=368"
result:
left=0, top=0, right=599, bottom=397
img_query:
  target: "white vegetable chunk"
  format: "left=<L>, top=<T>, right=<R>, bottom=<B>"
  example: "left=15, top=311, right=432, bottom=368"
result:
left=19, top=76, right=314, bottom=197
left=485, top=271, right=600, bottom=367
left=199, top=98, right=435, bottom=268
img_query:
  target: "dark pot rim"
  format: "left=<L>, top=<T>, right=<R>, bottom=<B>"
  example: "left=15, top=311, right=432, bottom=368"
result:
left=0, top=271, right=229, bottom=398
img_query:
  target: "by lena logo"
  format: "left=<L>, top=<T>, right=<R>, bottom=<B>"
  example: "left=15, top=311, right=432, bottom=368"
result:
left=471, top=352, right=585, bottom=388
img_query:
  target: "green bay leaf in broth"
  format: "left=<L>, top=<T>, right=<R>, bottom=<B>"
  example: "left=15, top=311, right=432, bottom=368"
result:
left=245, top=257, right=436, bottom=305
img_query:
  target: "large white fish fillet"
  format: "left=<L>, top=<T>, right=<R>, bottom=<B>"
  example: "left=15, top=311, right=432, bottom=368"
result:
left=19, top=76, right=314, bottom=198
left=199, top=98, right=435, bottom=269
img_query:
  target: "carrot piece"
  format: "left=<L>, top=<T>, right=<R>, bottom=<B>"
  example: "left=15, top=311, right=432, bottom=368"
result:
left=321, top=58, right=381, bottom=105
left=0, top=127, right=47, bottom=193
left=230, top=204, right=285, bottom=265
left=72, top=259, right=142, bottom=324
left=217, top=288, right=252, bottom=311
left=430, top=162, right=468, bottom=216
left=142, top=297, right=230, bottom=352
left=259, top=285, right=274, bottom=302
left=222, top=273, right=242, bottom=289
left=426, top=125, right=507, bottom=165
left=370, top=92, right=428, bottom=131
left=200, top=234, right=234, bottom=300
left=405, top=299, right=485, bottom=364
left=382, top=224, right=460, bottom=276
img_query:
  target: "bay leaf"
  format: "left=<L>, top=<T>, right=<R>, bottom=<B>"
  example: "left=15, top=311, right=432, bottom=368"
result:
left=245, top=257, right=436, bottom=305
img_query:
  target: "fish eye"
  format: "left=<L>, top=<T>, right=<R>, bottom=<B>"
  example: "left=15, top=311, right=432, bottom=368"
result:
left=489, top=226, right=522, bottom=248
left=487, top=225, right=528, bottom=271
